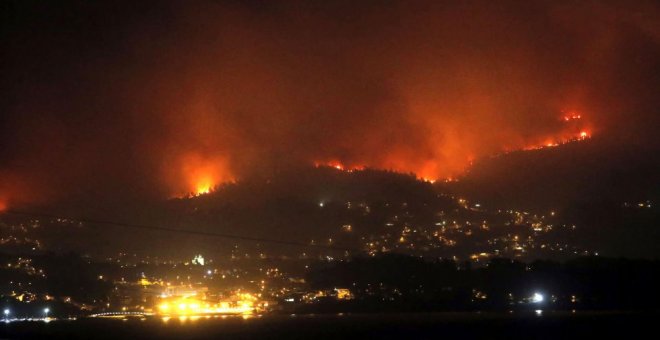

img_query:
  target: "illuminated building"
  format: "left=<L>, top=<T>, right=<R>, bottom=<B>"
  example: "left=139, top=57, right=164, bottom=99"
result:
left=156, top=292, right=260, bottom=316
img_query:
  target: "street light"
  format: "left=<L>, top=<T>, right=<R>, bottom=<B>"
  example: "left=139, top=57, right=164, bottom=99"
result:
left=532, top=292, right=544, bottom=303
left=44, top=308, right=50, bottom=317
left=3, top=309, right=9, bottom=321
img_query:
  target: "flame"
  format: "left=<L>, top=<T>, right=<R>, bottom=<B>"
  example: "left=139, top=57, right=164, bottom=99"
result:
left=0, top=103, right=598, bottom=206
left=194, top=179, right=213, bottom=196
left=315, top=158, right=461, bottom=183
left=523, top=132, right=591, bottom=151
left=174, top=153, right=234, bottom=197
left=314, top=160, right=364, bottom=172
left=519, top=112, right=593, bottom=151
left=328, top=161, right=344, bottom=171
left=170, top=110, right=593, bottom=191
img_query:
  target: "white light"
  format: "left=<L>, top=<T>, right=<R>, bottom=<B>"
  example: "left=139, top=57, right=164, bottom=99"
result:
left=532, top=293, right=544, bottom=303
left=44, top=308, right=50, bottom=314
left=207, top=270, right=212, bottom=275
left=192, top=255, right=205, bottom=266
left=3, top=309, right=9, bottom=315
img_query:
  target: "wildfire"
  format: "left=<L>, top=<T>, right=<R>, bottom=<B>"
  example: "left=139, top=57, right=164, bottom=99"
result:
left=194, top=180, right=213, bottom=196
left=169, top=111, right=592, bottom=194
left=520, top=111, right=593, bottom=152
left=562, top=112, right=582, bottom=121
left=523, top=132, right=591, bottom=151
left=174, top=153, right=234, bottom=197
left=314, top=159, right=461, bottom=184
left=188, top=173, right=217, bottom=196
left=187, top=171, right=219, bottom=197
left=314, top=160, right=365, bottom=172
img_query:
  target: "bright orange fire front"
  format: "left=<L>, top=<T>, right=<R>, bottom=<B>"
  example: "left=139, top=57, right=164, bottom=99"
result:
left=314, top=160, right=365, bottom=172
left=193, top=177, right=213, bottom=195
left=175, top=153, right=234, bottom=197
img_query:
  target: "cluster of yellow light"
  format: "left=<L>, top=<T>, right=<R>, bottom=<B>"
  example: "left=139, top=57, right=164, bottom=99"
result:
left=157, top=295, right=256, bottom=316
left=138, top=278, right=163, bottom=286
left=335, top=288, right=353, bottom=300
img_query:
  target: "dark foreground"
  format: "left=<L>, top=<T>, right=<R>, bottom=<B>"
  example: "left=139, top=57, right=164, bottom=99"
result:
left=1, top=311, right=656, bottom=339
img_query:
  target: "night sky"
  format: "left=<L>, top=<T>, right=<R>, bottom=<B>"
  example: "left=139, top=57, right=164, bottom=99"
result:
left=1, top=0, right=659, bottom=210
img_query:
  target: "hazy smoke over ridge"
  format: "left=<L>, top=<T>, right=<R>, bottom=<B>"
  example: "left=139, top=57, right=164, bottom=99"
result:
left=1, top=0, right=659, bottom=209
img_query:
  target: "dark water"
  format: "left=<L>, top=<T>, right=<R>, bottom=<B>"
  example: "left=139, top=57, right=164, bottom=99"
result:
left=1, top=311, right=656, bottom=339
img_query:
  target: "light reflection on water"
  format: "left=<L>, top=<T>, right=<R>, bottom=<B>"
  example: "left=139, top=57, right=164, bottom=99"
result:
left=68, top=310, right=606, bottom=325
left=1, top=311, right=650, bottom=339
left=160, top=314, right=257, bottom=323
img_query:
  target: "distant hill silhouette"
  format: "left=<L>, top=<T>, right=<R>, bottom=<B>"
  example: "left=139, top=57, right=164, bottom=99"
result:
left=446, top=137, right=660, bottom=258
left=4, top=144, right=658, bottom=259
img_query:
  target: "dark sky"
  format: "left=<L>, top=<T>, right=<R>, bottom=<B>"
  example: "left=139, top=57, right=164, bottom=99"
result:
left=1, top=0, right=659, bottom=210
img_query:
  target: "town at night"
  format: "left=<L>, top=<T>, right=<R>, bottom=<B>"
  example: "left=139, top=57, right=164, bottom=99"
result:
left=1, top=0, right=660, bottom=338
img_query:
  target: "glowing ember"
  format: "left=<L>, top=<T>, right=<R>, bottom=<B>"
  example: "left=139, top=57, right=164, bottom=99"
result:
left=561, top=109, right=583, bottom=122
left=314, top=161, right=365, bottom=172
left=327, top=161, right=344, bottom=171
left=563, top=114, right=582, bottom=121
left=523, top=133, right=591, bottom=151
left=519, top=112, right=593, bottom=152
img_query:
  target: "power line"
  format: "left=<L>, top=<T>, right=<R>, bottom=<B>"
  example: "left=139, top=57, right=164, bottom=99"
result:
left=2, top=209, right=358, bottom=252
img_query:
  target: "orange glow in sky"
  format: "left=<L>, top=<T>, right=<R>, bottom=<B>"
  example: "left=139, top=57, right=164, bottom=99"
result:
left=307, top=112, right=594, bottom=183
